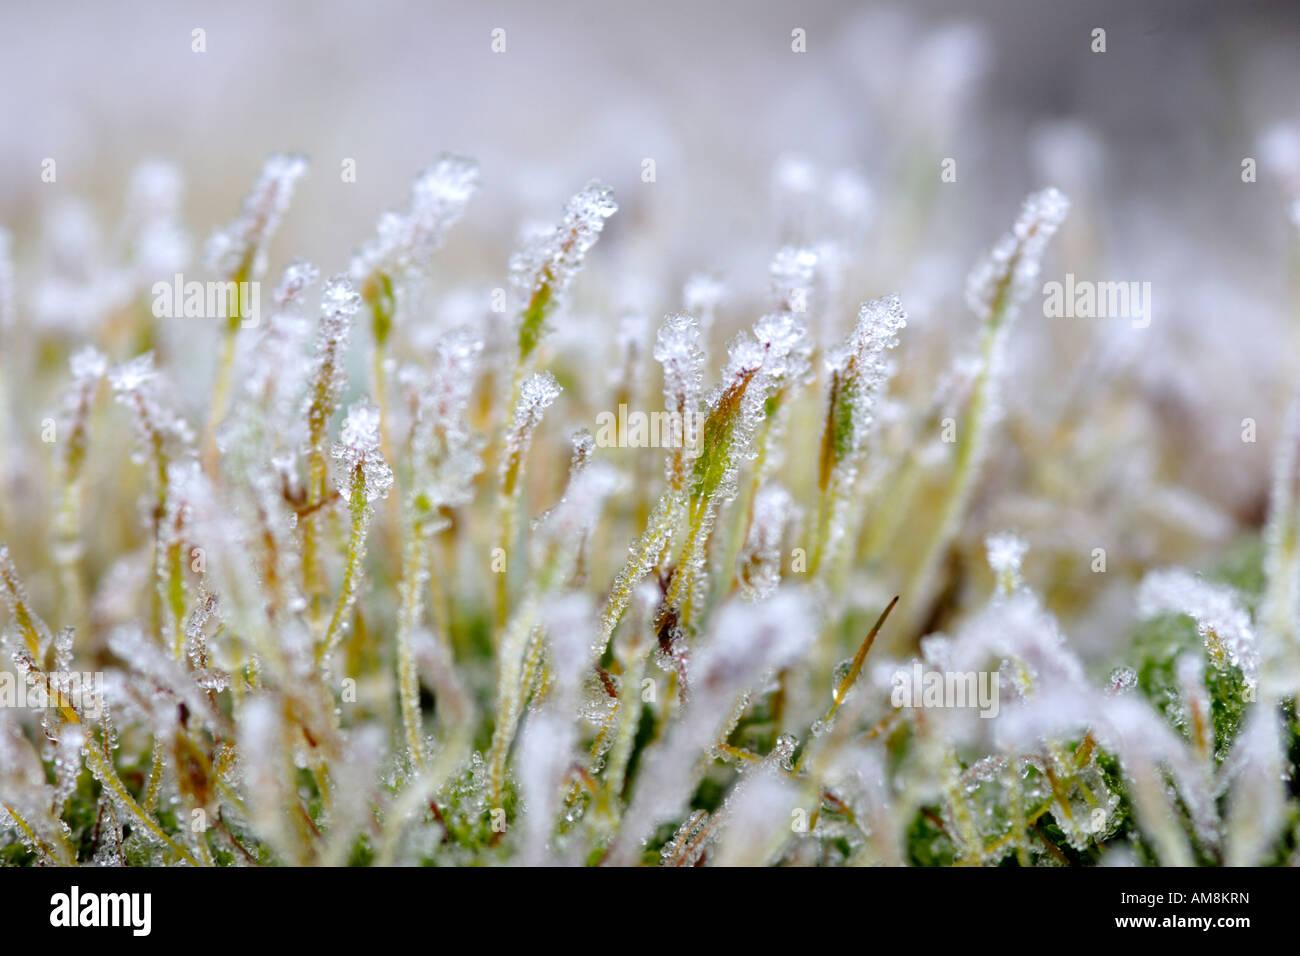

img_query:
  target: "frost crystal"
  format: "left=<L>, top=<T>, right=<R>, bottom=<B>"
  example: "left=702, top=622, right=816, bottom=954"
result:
left=655, top=312, right=705, bottom=417
left=108, top=352, right=155, bottom=394
left=814, top=294, right=908, bottom=574
left=1107, top=666, right=1138, bottom=695
left=986, top=532, right=1028, bottom=594
left=110, top=352, right=195, bottom=459
left=826, top=294, right=908, bottom=458
left=655, top=312, right=706, bottom=488
left=1138, top=568, right=1259, bottom=686
left=964, top=187, right=1070, bottom=325
left=304, top=275, right=362, bottom=431
left=62, top=346, right=109, bottom=455
left=333, top=402, right=394, bottom=502
left=227, top=260, right=318, bottom=459
left=752, top=311, right=811, bottom=386
left=509, top=180, right=617, bottom=320
left=662, top=310, right=809, bottom=538
left=0, top=547, right=53, bottom=655
left=847, top=293, right=908, bottom=372
left=204, top=153, right=307, bottom=278
left=351, top=153, right=480, bottom=279
left=321, top=273, right=363, bottom=323
left=515, top=368, right=562, bottom=421
left=69, top=346, right=108, bottom=383
left=769, top=246, right=817, bottom=314
left=274, top=258, right=320, bottom=308
left=502, top=371, right=562, bottom=477
left=737, top=483, right=793, bottom=600
left=408, top=328, right=485, bottom=510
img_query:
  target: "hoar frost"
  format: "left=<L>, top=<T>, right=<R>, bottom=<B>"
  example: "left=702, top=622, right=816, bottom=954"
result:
left=204, top=153, right=307, bottom=279
left=511, top=181, right=617, bottom=301
left=1138, top=568, right=1259, bottom=687
left=351, top=153, right=480, bottom=280
left=333, top=403, right=394, bottom=503
left=964, top=187, right=1070, bottom=325
left=2, top=135, right=1295, bottom=873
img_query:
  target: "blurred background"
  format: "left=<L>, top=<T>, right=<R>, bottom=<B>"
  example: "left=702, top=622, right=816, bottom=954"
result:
left=2, top=0, right=1300, bottom=657
left=3, top=1, right=1298, bottom=270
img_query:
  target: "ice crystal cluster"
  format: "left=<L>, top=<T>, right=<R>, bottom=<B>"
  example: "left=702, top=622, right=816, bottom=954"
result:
left=1, top=139, right=1298, bottom=870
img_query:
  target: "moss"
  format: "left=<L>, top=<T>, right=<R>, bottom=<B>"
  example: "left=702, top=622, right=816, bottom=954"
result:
left=1132, top=613, right=1251, bottom=761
